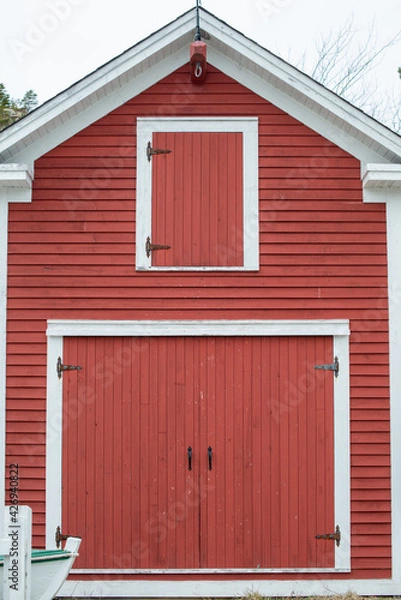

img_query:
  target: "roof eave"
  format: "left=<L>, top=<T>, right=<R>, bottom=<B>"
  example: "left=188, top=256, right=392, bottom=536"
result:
left=363, top=163, right=401, bottom=188
left=200, top=10, right=401, bottom=164
left=0, top=9, right=197, bottom=163
left=0, top=7, right=401, bottom=165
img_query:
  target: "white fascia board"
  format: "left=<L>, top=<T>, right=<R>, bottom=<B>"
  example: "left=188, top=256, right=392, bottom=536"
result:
left=0, top=12, right=196, bottom=163
left=362, top=163, right=401, bottom=188
left=6, top=48, right=188, bottom=163
left=207, top=47, right=399, bottom=164
left=1, top=7, right=400, bottom=165
left=200, top=11, right=401, bottom=163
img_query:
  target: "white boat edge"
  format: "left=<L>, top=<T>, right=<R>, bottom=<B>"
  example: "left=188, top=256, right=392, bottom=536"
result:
left=36, top=537, right=82, bottom=600
left=0, top=536, right=82, bottom=600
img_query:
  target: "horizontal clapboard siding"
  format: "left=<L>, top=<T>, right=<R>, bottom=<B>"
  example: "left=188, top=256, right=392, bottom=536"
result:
left=6, top=66, right=389, bottom=578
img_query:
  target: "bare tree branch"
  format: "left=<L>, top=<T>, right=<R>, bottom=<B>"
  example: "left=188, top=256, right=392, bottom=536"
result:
left=294, top=14, right=401, bottom=132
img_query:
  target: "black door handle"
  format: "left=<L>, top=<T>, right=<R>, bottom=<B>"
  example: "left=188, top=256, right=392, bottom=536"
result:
left=208, top=446, right=212, bottom=470
left=187, top=446, right=192, bottom=471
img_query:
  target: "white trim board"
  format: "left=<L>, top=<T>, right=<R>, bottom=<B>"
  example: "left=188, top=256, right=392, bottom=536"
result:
left=0, top=12, right=196, bottom=163
left=0, top=198, right=8, bottom=544
left=46, top=318, right=350, bottom=580
left=0, top=182, right=34, bottom=550
left=386, top=197, right=401, bottom=581
left=0, top=163, right=33, bottom=188
left=57, top=577, right=401, bottom=599
left=46, top=318, right=350, bottom=337
left=2, top=10, right=401, bottom=165
left=136, top=117, right=259, bottom=271
left=362, top=163, right=401, bottom=189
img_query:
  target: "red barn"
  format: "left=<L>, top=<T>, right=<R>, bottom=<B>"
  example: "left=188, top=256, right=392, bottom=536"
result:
left=0, top=7, right=401, bottom=598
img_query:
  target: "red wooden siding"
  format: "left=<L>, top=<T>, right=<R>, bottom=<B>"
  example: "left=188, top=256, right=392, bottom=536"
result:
left=62, top=334, right=334, bottom=570
left=152, top=131, right=243, bottom=266
left=6, top=65, right=390, bottom=579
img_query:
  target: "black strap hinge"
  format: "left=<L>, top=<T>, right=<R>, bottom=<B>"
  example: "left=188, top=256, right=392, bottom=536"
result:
left=57, top=357, right=82, bottom=379
left=55, top=526, right=69, bottom=548
left=316, top=524, right=341, bottom=546
left=314, top=356, right=339, bottom=377
left=145, top=236, right=171, bottom=257
left=146, top=141, right=171, bottom=161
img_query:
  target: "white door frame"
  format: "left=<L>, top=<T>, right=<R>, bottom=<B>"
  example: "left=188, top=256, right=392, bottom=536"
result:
left=136, top=117, right=259, bottom=271
left=46, top=319, right=350, bottom=579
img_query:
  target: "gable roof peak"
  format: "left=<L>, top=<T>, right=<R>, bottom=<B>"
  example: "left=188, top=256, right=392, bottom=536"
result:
left=0, top=7, right=400, bottom=165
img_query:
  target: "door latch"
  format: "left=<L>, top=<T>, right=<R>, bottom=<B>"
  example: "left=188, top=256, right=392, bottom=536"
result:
left=208, top=446, right=213, bottom=471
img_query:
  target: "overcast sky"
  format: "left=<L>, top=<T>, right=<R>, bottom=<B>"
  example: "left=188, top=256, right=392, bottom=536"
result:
left=1, top=0, right=400, bottom=107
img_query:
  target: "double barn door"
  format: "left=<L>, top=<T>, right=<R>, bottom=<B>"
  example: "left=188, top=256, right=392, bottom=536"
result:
left=62, top=334, right=335, bottom=570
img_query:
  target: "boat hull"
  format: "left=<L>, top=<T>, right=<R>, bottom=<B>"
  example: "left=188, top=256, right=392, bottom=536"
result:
left=0, top=537, right=81, bottom=600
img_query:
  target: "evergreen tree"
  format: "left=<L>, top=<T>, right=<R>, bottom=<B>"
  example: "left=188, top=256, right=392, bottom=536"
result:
left=0, top=83, right=12, bottom=131
left=19, top=90, right=38, bottom=114
left=0, top=84, right=38, bottom=132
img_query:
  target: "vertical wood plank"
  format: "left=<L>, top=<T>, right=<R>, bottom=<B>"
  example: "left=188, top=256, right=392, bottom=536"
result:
left=152, top=131, right=243, bottom=267
left=62, top=334, right=336, bottom=569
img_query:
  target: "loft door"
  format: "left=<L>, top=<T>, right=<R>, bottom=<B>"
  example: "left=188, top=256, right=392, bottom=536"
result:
left=150, top=131, right=243, bottom=267
left=135, top=118, right=259, bottom=271
left=62, top=335, right=335, bottom=569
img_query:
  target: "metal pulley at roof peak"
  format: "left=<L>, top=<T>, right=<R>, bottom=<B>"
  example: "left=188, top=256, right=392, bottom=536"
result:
left=190, top=0, right=207, bottom=83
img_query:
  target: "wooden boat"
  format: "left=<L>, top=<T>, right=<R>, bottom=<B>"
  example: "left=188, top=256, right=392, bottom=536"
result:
left=0, top=536, right=81, bottom=600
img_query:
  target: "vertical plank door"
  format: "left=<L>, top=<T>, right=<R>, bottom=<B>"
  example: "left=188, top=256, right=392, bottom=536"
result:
left=62, top=336, right=200, bottom=569
left=198, top=335, right=335, bottom=569
left=151, top=131, right=244, bottom=267
left=61, top=334, right=335, bottom=570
